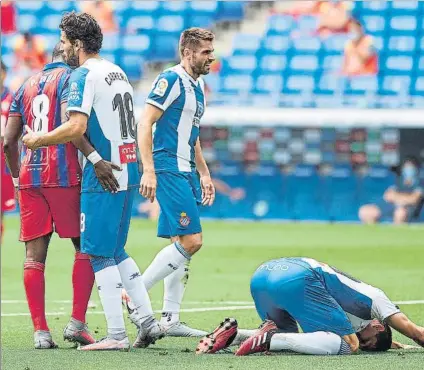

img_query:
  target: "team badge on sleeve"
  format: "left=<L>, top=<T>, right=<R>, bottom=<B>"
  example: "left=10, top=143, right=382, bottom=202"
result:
left=153, top=78, right=168, bottom=97
left=179, top=212, right=190, bottom=227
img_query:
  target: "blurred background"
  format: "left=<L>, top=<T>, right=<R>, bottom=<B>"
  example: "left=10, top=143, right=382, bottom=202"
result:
left=1, top=0, right=424, bottom=223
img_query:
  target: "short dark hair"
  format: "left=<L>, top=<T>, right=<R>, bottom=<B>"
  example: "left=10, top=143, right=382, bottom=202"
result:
left=179, top=27, right=214, bottom=58
left=52, top=43, right=63, bottom=62
left=364, top=324, right=392, bottom=352
left=59, top=12, right=103, bottom=54
left=1, top=59, right=7, bottom=72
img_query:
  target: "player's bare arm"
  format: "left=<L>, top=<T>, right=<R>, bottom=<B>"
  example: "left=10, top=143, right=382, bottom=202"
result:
left=195, top=138, right=215, bottom=206
left=3, top=115, right=23, bottom=197
left=22, top=110, right=87, bottom=150
left=138, top=103, right=163, bottom=202
left=392, top=191, right=422, bottom=206
left=386, top=312, right=424, bottom=347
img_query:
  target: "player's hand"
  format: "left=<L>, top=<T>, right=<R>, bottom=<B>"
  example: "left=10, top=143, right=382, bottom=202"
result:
left=200, top=175, right=215, bottom=206
left=94, top=160, right=121, bottom=193
left=140, top=170, right=156, bottom=203
left=22, top=125, right=43, bottom=150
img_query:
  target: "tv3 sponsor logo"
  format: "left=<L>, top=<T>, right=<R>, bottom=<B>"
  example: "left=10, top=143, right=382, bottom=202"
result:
left=119, top=143, right=137, bottom=163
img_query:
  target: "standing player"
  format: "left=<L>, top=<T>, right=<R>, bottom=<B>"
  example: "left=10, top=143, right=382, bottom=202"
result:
left=23, top=12, right=162, bottom=351
left=133, top=28, right=216, bottom=337
left=197, top=257, right=424, bottom=355
left=3, top=46, right=98, bottom=349
left=1, top=60, right=16, bottom=239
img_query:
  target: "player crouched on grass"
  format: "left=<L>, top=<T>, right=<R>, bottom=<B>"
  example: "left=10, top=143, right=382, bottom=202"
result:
left=196, top=257, right=424, bottom=356
left=3, top=46, right=104, bottom=349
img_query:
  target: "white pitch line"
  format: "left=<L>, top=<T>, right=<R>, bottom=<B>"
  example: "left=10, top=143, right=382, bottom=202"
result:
left=1, top=305, right=255, bottom=317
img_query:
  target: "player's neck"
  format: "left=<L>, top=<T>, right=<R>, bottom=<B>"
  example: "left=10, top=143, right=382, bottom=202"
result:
left=180, top=62, right=199, bottom=81
left=79, top=53, right=101, bottom=66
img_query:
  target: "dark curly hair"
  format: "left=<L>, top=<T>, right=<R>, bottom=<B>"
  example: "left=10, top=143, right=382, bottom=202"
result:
left=362, top=324, right=393, bottom=352
left=59, top=12, right=103, bottom=54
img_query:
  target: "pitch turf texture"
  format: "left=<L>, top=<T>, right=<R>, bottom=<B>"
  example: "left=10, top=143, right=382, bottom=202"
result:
left=1, top=217, right=424, bottom=370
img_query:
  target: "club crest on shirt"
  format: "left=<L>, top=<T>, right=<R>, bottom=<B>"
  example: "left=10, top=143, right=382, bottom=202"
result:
left=153, top=78, right=168, bottom=97
left=179, top=212, right=190, bottom=227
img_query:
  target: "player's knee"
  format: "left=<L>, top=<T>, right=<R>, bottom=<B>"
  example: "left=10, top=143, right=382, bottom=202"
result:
left=394, top=207, right=408, bottom=224
left=25, top=235, right=50, bottom=263
left=359, top=205, right=380, bottom=224
left=179, top=234, right=203, bottom=255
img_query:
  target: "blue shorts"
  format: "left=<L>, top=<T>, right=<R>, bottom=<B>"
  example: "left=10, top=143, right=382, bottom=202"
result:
left=156, top=171, right=202, bottom=239
left=250, top=259, right=354, bottom=337
left=80, top=189, right=135, bottom=258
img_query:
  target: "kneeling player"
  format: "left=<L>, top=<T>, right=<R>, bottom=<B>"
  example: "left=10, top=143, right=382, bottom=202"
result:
left=196, top=257, right=424, bottom=355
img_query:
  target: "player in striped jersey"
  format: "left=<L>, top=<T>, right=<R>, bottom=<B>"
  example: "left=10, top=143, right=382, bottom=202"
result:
left=22, top=12, right=162, bottom=351
left=196, top=257, right=424, bottom=355
left=130, top=28, right=216, bottom=337
left=3, top=45, right=109, bottom=348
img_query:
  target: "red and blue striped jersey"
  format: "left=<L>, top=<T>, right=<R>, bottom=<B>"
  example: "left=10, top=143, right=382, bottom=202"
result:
left=1, top=87, right=14, bottom=177
left=9, top=62, right=81, bottom=189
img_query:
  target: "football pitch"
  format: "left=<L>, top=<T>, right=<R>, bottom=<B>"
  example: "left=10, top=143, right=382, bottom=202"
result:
left=2, top=216, right=424, bottom=370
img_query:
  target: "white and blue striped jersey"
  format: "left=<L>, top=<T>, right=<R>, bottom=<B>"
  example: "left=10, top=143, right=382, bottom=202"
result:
left=300, top=258, right=400, bottom=332
left=67, top=58, right=139, bottom=192
left=146, top=64, right=206, bottom=173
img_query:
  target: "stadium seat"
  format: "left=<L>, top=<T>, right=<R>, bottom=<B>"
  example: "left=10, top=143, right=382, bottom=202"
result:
left=348, top=76, right=378, bottom=95
left=120, top=55, right=144, bottom=80
left=387, top=36, right=417, bottom=53
left=16, top=1, right=44, bottom=13
left=102, top=34, right=120, bottom=53
left=291, top=37, right=321, bottom=54
left=289, top=55, right=319, bottom=72
left=232, top=34, right=262, bottom=55
left=321, top=55, right=343, bottom=71
left=150, top=33, right=179, bottom=61
left=156, top=15, right=185, bottom=33
left=296, top=16, right=319, bottom=31
left=159, top=1, right=187, bottom=15
left=267, top=15, right=295, bottom=35
left=258, top=55, right=287, bottom=73
left=216, top=1, right=245, bottom=22
left=262, top=35, right=292, bottom=54
left=254, top=74, right=284, bottom=94
left=130, top=0, right=160, bottom=14
left=17, top=14, right=37, bottom=31
left=225, top=55, right=257, bottom=74
left=389, top=16, right=418, bottom=34
left=380, top=76, right=411, bottom=96
left=121, top=34, right=151, bottom=56
left=361, top=15, right=386, bottom=34
left=125, top=16, right=155, bottom=32
left=322, top=35, right=349, bottom=54
left=45, top=0, right=76, bottom=13
left=384, top=55, right=414, bottom=72
left=220, top=74, right=253, bottom=93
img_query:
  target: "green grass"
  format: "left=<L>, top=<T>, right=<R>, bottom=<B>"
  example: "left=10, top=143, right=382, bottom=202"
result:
left=2, top=217, right=424, bottom=370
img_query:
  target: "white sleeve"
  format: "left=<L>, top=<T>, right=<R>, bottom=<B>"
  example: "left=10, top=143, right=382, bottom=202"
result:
left=67, top=67, right=96, bottom=116
left=371, top=289, right=400, bottom=322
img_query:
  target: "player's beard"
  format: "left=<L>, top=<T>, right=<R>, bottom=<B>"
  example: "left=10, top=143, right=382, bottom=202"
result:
left=192, top=57, right=210, bottom=76
left=66, top=47, right=80, bottom=68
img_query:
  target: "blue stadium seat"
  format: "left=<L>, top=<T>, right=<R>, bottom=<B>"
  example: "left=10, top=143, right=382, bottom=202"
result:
left=101, top=52, right=117, bottom=64
left=358, top=0, right=389, bottom=15
left=296, top=16, right=318, bottom=31
left=389, top=15, right=418, bottom=34
left=418, top=56, right=424, bottom=72
left=387, top=36, right=417, bottom=53
left=258, top=55, right=287, bottom=73
left=232, top=34, right=262, bottom=55
left=380, top=76, right=411, bottom=95
left=254, top=74, right=284, bottom=94
left=289, top=55, right=319, bottom=72
left=188, top=1, right=218, bottom=27
left=102, top=34, right=120, bottom=53
left=41, top=34, right=60, bottom=52
left=45, top=0, right=76, bottom=13
left=322, top=35, right=349, bottom=54
left=384, top=55, right=414, bottom=72
left=160, top=1, right=187, bottom=15
left=285, top=75, right=315, bottom=94
left=216, top=1, right=245, bottom=22
left=220, top=74, right=253, bottom=93
left=291, top=36, right=321, bottom=54
left=16, top=0, right=44, bottom=13
left=267, top=15, right=295, bottom=35
left=121, top=34, right=151, bottom=56
left=412, top=77, right=424, bottom=96
left=315, top=74, right=345, bottom=95
left=361, top=15, right=386, bottom=35
left=156, top=15, right=185, bottom=32
left=17, top=14, right=37, bottom=32
left=125, top=16, right=155, bottom=32
left=42, top=14, right=63, bottom=33
left=389, top=0, right=421, bottom=14
left=321, top=55, right=343, bottom=71
left=262, top=35, right=292, bottom=54
left=150, top=33, right=180, bottom=61
left=190, top=1, right=218, bottom=14
left=130, top=0, right=160, bottom=15
left=225, top=55, right=257, bottom=73
left=348, top=76, right=378, bottom=94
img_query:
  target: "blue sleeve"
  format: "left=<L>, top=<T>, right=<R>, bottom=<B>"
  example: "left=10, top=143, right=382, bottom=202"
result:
left=67, top=67, right=95, bottom=116
left=146, top=71, right=180, bottom=111
left=59, top=71, right=71, bottom=104
left=8, top=85, right=24, bottom=117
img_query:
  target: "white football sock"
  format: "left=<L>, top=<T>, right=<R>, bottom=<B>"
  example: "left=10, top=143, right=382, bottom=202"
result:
left=161, top=260, right=190, bottom=326
left=118, top=257, right=153, bottom=323
left=143, top=242, right=190, bottom=291
left=231, top=329, right=257, bottom=346
left=269, top=331, right=346, bottom=355
left=94, top=265, right=126, bottom=340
